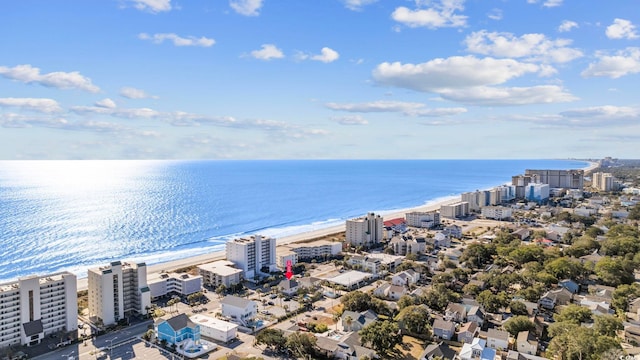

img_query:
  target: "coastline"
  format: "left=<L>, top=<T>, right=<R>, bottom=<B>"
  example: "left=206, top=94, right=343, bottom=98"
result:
left=76, top=160, right=599, bottom=292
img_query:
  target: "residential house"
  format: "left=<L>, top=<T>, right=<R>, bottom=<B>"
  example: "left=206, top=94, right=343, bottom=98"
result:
left=156, top=314, right=201, bottom=346
left=512, top=228, right=531, bottom=241
left=433, top=232, right=451, bottom=248
left=442, top=225, right=462, bottom=239
left=588, top=284, right=616, bottom=299
left=457, top=322, right=479, bottom=344
left=445, top=303, right=467, bottom=323
left=539, top=288, right=574, bottom=310
left=277, top=279, right=299, bottom=297
left=419, top=342, right=457, bottom=360
left=559, top=279, right=580, bottom=294
left=459, top=338, right=496, bottom=360
left=467, top=305, right=485, bottom=327
left=432, top=319, right=456, bottom=341
left=516, top=331, right=538, bottom=355
left=507, top=350, right=549, bottom=360
left=579, top=250, right=603, bottom=265
left=341, top=310, right=377, bottom=332
left=347, top=256, right=381, bottom=275
left=629, top=297, right=640, bottom=314
left=220, top=295, right=257, bottom=327
left=391, top=270, right=420, bottom=287
left=486, top=328, right=509, bottom=351
left=373, top=283, right=406, bottom=301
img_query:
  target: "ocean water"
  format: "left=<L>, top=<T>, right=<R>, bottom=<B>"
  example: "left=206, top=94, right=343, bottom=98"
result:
left=0, top=159, right=588, bottom=282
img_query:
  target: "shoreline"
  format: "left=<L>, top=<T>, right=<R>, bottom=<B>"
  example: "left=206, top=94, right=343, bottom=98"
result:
left=75, top=160, right=599, bottom=292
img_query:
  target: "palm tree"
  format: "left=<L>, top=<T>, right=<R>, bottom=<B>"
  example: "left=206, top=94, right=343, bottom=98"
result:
left=344, top=315, right=353, bottom=331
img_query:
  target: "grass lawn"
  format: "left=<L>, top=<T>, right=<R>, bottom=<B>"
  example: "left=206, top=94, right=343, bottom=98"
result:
left=394, top=335, right=426, bottom=360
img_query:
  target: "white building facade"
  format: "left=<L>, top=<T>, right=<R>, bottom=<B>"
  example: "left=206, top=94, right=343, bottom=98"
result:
left=88, top=261, right=150, bottom=327
left=190, top=314, right=238, bottom=343
left=345, top=213, right=384, bottom=247
left=525, top=183, right=550, bottom=204
left=0, top=272, right=78, bottom=348
left=198, top=260, right=243, bottom=288
left=147, top=272, right=202, bottom=299
left=220, top=295, right=257, bottom=327
left=226, top=235, right=277, bottom=279
left=440, top=202, right=470, bottom=219
left=481, top=206, right=513, bottom=220
left=405, top=211, right=440, bottom=228
left=282, top=240, right=342, bottom=260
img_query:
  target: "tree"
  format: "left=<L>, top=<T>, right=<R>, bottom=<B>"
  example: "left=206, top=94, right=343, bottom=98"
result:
left=593, top=315, right=623, bottom=337
left=595, top=257, right=635, bottom=286
left=508, top=245, right=545, bottom=265
left=554, top=304, right=592, bottom=325
left=215, top=284, right=227, bottom=298
left=612, top=283, right=640, bottom=313
left=359, top=320, right=403, bottom=356
left=343, top=315, right=353, bottom=331
left=397, top=295, right=415, bottom=311
left=285, top=332, right=317, bottom=359
left=544, top=257, right=587, bottom=281
left=341, top=291, right=371, bottom=312
left=255, top=328, right=286, bottom=352
left=476, top=290, right=508, bottom=313
left=460, top=243, right=496, bottom=269
left=395, top=305, right=431, bottom=337
left=547, top=323, right=621, bottom=360
left=503, top=315, right=535, bottom=336
left=509, top=301, right=529, bottom=316
left=406, top=253, right=418, bottom=261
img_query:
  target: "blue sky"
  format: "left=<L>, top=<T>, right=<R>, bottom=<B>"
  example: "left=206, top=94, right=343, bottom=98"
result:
left=1, top=0, right=639, bottom=159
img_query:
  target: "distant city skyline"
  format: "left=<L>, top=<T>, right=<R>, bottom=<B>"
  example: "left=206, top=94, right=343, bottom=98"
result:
left=1, top=0, right=638, bottom=159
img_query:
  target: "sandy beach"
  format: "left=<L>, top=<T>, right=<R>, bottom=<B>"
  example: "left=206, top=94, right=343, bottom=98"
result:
left=76, top=160, right=600, bottom=291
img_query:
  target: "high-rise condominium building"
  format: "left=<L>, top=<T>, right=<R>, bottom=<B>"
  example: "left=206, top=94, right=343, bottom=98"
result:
left=592, top=172, right=615, bottom=192
left=525, top=183, right=550, bottom=204
left=345, top=212, right=384, bottom=247
left=405, top=211, right=440, bottom=228
left=226, top=235, right=277, bottom=279
left=0, top=272, right=77, bottom=348
left=524, top=169, right=584, bottom=189
left=440, top=202, right=470, bottom=219
left=87, top=261, right=151, bottom=327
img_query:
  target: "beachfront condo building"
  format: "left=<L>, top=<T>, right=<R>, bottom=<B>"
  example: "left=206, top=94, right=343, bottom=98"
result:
left=275, top=249, right=298, bottom=271
left=405, top=211, right=440, bottom=228
left=345, top=212, right=384, bottom=247
left=226, top=235, right=277, bottom=279
left=525, top=183, right=550, bottom=204
left=481, top=206, right=513, bottom=220
left=440, top=202, right=470, bottom=219
left=524, top=169, right=584, bottom=189
left=87, top=261, right=151, bottom=327
left=592, top=172, right=616, bottom=192
left=280, top=239, right=342, bottom=260
left=0, top=272, right=77, bottom=348
left=198, top=260, right=243, bottom=288
left=147, top=272, right=203, bottom=299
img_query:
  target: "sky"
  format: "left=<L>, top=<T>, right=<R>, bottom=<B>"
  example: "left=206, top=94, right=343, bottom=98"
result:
left=1, top=0, right=639, bottom=160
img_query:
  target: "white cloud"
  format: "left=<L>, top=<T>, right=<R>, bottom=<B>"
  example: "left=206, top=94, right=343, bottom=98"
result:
left=342, top=0, right=377, bottom=11
left=527, top=0, right=563, bottom=7
left=0, top=64, right=100, bottom=93
left=560, top=105, right=639, bottom=120
left=129, top=0, right=171, bottom=13
left=326, top=100, right=426, bottom=113
left=558, top=20, right=578, bottom=32
left=120, top=87, right=158, bottom=99
left=0, top=97, right=62, bottom=113
left=487, top=8, right=502, bottom=21
left=606, top=18, right=639, bottom=40
left=250, top=44, right=284, bottom=60
left=581, top=47, right=640, bottom=78
left=439, top=85, right=577, bottom=105
left=373, top=56, right=542, bottom=92
left=464, top=30, right=583, bottom=63
left=298, top=47, right=340, bottom=63
left=138, top=33, right=215, bottom=47
left=325, top=100, right=467, bottom=116
left=230, top=0, right=264, bottom=16
left=331, top=115, right=369, bottom=125
left=391, top=0, right=467, bottom=29
left=71, top=106, right=161, bottom=119
left=95, top=98, right=116, bottom=109
left=542, top=0, right=562, bottom=7
left=514, top=105, right=640, bottom=128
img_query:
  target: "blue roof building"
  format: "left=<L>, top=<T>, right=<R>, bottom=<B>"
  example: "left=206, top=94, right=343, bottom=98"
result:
left=156, top=314, right=201, bottom=345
